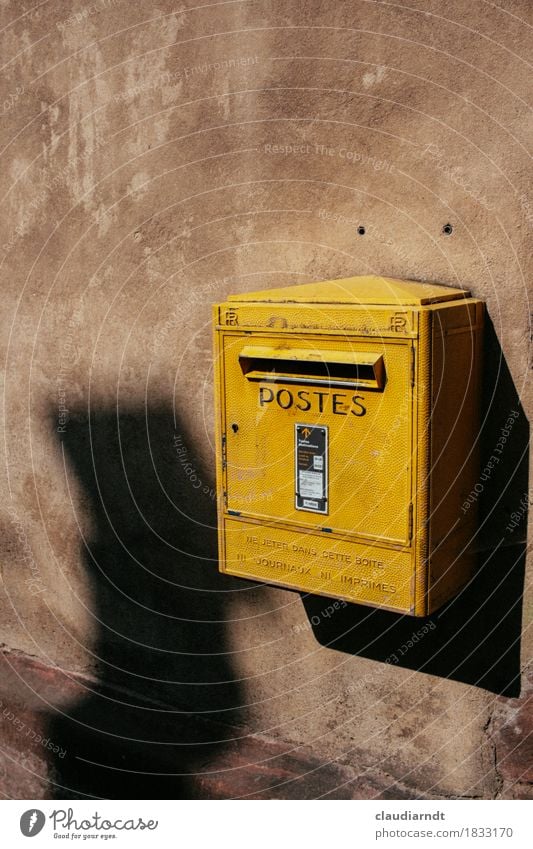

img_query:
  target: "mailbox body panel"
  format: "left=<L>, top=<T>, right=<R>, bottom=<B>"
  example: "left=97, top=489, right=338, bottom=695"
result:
left=426, top=300, right=484, bottom=612
left=213, top=277, right=484, bottom=616
left=222, top=332, right=413, bottom=544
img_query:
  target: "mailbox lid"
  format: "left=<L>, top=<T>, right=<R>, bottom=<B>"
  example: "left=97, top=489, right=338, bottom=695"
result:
left=228, top=275, right=470, bottom=306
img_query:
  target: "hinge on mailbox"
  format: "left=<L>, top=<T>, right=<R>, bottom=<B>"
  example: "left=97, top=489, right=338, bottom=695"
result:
left=408, top=502, right=413, bottom=540
left=410, top=347, right=415, bottom=388
left=221, top=434, right=227, bottom=470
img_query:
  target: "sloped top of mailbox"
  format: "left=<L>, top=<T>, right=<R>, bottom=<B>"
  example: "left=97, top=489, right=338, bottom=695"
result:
left=227, top=276, right=470, bottom=306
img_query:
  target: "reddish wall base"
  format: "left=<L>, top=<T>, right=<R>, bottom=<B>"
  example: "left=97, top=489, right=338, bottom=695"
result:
left=1, top=650, right=531, bottom=800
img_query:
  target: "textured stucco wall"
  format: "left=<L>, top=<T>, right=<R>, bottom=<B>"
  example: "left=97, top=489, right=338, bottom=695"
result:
left=0, top=0, right=531, bottom=798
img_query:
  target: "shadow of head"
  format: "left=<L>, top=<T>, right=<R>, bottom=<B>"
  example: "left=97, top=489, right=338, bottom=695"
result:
left=304, top=315, right=529, bottom=697
left=47, top=406, right=248, bottom=798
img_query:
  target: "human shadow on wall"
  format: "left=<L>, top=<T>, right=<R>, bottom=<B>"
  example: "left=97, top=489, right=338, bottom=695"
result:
left=304, top=315, right=529, bottom=697
left=48, top=407, right=250, bottom=799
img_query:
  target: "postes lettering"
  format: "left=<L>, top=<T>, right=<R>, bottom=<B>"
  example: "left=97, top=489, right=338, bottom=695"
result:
left=259, top=386, right=366, bottom=416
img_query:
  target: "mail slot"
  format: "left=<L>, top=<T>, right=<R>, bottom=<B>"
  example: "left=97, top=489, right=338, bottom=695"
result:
left=213, top=275, right=484, bottom=615
left=238, top=346, right=386, bottom=389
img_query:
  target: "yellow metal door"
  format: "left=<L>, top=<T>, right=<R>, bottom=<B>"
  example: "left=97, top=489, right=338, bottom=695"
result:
left=221, top=332, right=413, bottom=545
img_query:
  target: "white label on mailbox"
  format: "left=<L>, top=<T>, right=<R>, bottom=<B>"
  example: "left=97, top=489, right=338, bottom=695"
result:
left=299, top=470, right=324, bottom=499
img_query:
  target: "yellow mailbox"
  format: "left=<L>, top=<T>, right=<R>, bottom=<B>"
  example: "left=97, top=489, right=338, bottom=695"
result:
left=213, top=276, right=484, bottom=616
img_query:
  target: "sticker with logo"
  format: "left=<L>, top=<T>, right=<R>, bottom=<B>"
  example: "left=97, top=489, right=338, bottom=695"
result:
left=295, top=424, right=328, bottom=514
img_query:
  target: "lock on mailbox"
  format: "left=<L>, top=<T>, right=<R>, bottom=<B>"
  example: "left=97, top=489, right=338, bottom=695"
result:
left=213, top=276, right=484, bottom=615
